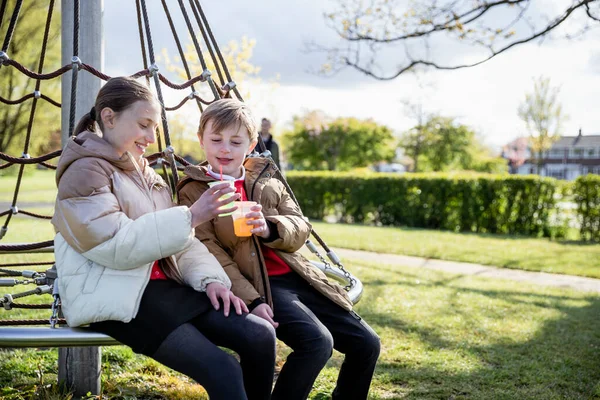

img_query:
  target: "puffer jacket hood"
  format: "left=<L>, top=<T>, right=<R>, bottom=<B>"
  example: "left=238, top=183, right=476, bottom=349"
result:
left=56, top=131, right=162, bottom=188
left=179, top=156, right=271, bottom=186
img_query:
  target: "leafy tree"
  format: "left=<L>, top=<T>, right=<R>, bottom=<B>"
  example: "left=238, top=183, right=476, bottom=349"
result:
left=310, top=0, right=600, bottom=80
left=284, top=111, right=395, bottom=171
left=518, top=76, right=567, bottom=173
left=162, top=36, right=265, bottom=101
left=468, top=140, right=509, bottom=174
left=399, top=101, right=432, bottom=172
left=399, top=115, right=507, bottom=172
left=161, top=37, right=277, bottom=159
left=0, top=1, right=61, bottom=155
left=146, top=116, right=206, bottom=163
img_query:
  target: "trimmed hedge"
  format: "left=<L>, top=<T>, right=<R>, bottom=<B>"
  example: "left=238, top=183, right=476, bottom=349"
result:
left=287, top=172, right=558, bottom=236
left=573, top=174, right=600, bottom=242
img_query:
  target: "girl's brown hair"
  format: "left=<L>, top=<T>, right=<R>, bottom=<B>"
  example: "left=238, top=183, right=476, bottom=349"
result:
left=74, top=76, right=157, bottom=135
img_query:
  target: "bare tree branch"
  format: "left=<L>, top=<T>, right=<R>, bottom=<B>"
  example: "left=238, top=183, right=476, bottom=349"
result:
left=342, top=0, right=527, bottom=43
left=311, top=0, right=600, bottom=80
left=586, top=1, right=600, bottom=20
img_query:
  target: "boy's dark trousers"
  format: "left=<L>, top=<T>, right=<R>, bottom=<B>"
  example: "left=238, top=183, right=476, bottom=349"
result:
left=269, top=272, right=380, bottom=400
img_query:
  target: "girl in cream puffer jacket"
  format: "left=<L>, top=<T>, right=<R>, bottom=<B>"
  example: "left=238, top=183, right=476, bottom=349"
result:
left=51, top=77, right=276, bottom=400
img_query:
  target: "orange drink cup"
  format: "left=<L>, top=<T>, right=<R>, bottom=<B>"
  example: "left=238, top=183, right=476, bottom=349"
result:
left=232, top=201, right=257, bottom=237
left=207, top=180, right=236, bottom=217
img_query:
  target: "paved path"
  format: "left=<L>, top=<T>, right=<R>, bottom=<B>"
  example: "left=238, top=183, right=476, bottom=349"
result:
left=330, top=247, right=600, bottom=294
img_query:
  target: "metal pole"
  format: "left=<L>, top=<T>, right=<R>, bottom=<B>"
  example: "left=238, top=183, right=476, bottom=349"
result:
left=59, top=1, right=104, bottom=396
left=61, top=0, right=104, bottom=144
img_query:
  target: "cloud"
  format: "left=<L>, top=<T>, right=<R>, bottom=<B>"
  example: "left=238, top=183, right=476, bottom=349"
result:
left=588, top=51, right=600, bottom=75
left=99, top=0, right=600, bottom=150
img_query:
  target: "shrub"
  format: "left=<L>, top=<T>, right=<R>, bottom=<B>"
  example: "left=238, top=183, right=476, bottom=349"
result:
left=287, top=172, right=558, bottom=236
left=573, top=174, right=600, bottom=242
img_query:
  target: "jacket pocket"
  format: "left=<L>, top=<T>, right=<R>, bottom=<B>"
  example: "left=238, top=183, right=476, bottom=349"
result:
left=82, top=261, right=105, bottom=294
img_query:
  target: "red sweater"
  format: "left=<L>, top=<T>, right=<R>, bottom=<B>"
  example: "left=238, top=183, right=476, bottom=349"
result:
left=233, top=180, right=292, bottom=276
left=150, top=260, right=168, bottom=280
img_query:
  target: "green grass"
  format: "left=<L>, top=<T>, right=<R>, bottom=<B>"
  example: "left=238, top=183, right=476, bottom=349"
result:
left=2, top=259, right=600, bottom=399
left=2, top=169, right=599, bottom=278
left=1, top=169, right=600, bottom=397
left=0, top=169, right=56, bottom=203
left=1, top=188, right=600, bottom=398
left=311, top=221, right=600, bottom=279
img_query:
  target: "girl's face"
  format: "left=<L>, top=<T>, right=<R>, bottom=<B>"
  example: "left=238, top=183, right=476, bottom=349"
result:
left=100, top=100, right=160, bottom=160
left=201, top=119, right=257, bottom=178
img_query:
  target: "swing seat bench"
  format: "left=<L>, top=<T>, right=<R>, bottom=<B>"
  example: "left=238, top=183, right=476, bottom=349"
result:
left=0, top=327, right=119, bottom=348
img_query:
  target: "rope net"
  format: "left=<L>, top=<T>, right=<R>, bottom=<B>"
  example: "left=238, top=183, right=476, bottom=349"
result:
left=0, top=0, right=355, bottom=327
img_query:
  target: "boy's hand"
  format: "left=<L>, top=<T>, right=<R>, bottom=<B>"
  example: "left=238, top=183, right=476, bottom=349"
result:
left=189, top=182, right=241, bottom=227
left=245, top=204, right=271, bottom=238
left=206, top=282, right=249, bottom=317
left=251, top=303, right=279, bottom=328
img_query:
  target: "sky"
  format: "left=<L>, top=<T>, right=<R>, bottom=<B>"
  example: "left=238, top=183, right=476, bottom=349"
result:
left=100, top=0, right=600, bottom=152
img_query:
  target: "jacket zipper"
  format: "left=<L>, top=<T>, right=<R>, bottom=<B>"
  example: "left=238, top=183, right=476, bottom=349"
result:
left=250, top=163, right=271, bottom=201
left=249, top=162, right=272, bottom=306
left=128, top=153, right=154, bottom=204
left=128, top=153, right=182, bottom=282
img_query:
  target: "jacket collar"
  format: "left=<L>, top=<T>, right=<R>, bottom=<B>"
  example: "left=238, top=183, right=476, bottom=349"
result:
left=243, top=154, right=273, bottom=184
left=182, top=155, right=272, bottom=184
left=56, top=131, right=156, bottom=186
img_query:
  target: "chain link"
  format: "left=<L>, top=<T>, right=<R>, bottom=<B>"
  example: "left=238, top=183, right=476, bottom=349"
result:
left=306, top=240, right=355, bottom=291
left=50, top=284, right=60, bottom=328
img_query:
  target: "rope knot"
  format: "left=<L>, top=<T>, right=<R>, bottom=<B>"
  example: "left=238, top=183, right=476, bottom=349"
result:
left=10, top=206, right=18, bottom=215
left=0, top=51, right=8, bottom=65
left=222, top=81, right=236, bottom=91
left=261, top=150, right=272, bottom=158
left=0, top=227, right=6, bottom=240
left=21, top=153, right=30, bottom=159
left=188, top=91, right=199, bottom=100
left=165, top=145, right=175, bottom=154
left=33, top=90, right=41, bottom=99
left=200, top=69, right=212, bottom=81
left=71, top=56, right=82, bottom=69
left=148, top=63, right=159, bottom=77
left=2, top=294, right=13, bottom=310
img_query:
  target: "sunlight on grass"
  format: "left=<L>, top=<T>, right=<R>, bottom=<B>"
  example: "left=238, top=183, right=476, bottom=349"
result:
left=1, top=217, right=54, bottom=247
left=311, top=221, right=600, bottom=279
left=1, top=170, right=600, bottom=398
left=0, top=170, right=56, bottom=203
left=2, top=258, right=599, bottom=399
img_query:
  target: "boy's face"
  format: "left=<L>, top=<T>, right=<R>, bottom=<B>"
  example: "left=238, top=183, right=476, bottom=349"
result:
left=201, top=119, right=257, bottom=177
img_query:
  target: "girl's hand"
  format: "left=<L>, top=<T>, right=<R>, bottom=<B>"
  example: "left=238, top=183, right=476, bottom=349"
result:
left=189, top=182, right=240, bottom=228
left=206, top=282, right=249, bottom=317
left=251, top=303, right=279, bottom=328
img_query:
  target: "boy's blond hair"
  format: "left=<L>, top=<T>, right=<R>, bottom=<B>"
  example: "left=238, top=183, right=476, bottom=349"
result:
left=198, top=99, right=258, bottom=141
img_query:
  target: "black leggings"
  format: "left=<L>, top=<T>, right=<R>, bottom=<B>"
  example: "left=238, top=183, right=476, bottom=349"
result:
left=269, top=273, right=380, bottom=400
left=151, top=310, right=276, bottom=400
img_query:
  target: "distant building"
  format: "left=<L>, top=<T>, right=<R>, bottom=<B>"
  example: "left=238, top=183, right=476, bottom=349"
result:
left=502, top=130, right=600, bottom=180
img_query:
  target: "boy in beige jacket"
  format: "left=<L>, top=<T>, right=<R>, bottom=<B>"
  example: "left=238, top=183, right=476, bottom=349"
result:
left=178, top=99, right=380, bottom=400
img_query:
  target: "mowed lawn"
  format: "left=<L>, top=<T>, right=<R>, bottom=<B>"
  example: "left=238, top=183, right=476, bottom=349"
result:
left=310, top=222, right=600, bottom=279
left=1, top=170, right=600, bottom=398
left=0, top=169, right=57, bottom=203
left=1, top=256, right=599, bottom=399
left=2, top=170, right=600, bottom=278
